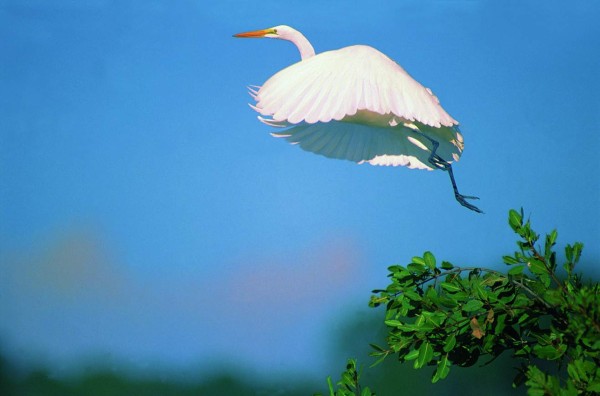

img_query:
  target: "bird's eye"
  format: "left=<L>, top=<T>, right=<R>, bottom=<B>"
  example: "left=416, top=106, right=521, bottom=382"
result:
left=273, top=29, right=277, bottom=33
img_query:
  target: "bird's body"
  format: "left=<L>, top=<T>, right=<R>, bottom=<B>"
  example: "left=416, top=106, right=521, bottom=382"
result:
left=234, top=25, right=482, bottom=212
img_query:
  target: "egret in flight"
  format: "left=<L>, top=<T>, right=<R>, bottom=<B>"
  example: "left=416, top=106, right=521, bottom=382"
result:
left=234, top=25, right=482, bottom=213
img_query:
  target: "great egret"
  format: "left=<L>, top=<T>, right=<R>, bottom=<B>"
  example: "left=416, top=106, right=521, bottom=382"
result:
left=234, top=25, right=482, bottom=213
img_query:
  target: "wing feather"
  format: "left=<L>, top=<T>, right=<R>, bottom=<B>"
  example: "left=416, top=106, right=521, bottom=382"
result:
left=270, top=121, right=462, bottom=170
left=253, top=45, right=458, bottom=128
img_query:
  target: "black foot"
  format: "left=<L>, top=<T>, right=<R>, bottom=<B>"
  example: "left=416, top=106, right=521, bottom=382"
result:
left=455, top=193, right=484, bottom=213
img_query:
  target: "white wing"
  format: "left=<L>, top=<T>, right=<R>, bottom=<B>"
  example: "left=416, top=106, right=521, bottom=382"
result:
left=270, top=121, right=464, bottom=170
left=253, top=45, right=458, bottom=128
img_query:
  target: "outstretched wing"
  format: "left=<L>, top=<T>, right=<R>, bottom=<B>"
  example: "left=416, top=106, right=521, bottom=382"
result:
left=252, top=45, right=458, bottom=128
left=270, top=121, right=464, bottom=170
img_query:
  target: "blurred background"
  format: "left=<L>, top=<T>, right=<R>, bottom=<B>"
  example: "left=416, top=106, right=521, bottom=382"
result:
left=1, top=0, right=598, bottom=394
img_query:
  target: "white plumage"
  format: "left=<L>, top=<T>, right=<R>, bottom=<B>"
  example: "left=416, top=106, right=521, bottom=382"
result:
left=234, top=25, right=481, bottom=212
left=257, top=45, right=457, bottom=128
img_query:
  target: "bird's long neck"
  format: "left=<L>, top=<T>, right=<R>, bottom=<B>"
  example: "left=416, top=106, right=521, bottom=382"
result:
left=288, top=30, right=315, bottom=60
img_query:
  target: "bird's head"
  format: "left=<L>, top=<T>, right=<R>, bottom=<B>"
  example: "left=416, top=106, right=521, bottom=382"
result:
left=233, top=25, right=295, bottom=40
left=234, top=25, right=315, bottom=60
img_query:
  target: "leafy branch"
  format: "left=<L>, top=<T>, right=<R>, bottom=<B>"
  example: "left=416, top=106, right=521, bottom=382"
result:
left=321, top=209, right=599, bottom=395
left=316, top=359, right=374, bottom=396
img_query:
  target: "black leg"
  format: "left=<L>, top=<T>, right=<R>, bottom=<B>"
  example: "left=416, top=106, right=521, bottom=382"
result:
left=411, top=129, right=483, bottom=213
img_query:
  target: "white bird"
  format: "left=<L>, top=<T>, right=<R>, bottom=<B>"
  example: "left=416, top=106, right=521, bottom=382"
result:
left=234, top=25, right=482, bottom=213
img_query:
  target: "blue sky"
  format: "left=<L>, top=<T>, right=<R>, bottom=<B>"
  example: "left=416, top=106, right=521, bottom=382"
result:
left=1, top=0, right=599, bottom=382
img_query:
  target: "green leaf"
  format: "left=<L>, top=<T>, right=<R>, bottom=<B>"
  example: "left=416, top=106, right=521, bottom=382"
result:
left=502, top=255, right=520, bottom=265
left=327, top=376, right=334, bottom=396
left=563, top=260, right=574, bottom=274
left=441, top=261, right=454, bottom=270
left=440, top=282, right=461, bottom=292
left=425, top=286, right=438, bottom=301
left=539, top=273, right=551, bottom=288
left=407, top=263, right=427, bottom=274
left=533, top=344, right=567, bottom=360
left=404, top=349, right=419, bottom=361
left=395, top=270, right=414, bottom=281
left=422, top=311, right=445, bottom=327
left=387, top=265, right=405, bottom=272
left=439, top=296, right=458, bottom=308
left=443, top=334, right=457, bottom=353
left=473, top=280, right=488, bottom=300
left=387, top=337, right=412, bottom=354
left=572, top=242, right=583, bottom=263
left=411, top=256, right=426, bottom=266
left=508, top=209, right=522, bottom=231
left=567, top=361, right=582, bottom=383
left=384, top=320, right=402, bottom=327
left=494, top=314, right=507, bottom=335
left=463, top=300, right=484, bottom=312
left=415, top=341, right=434, bottom=369
left=587, top=381, right=600, bottom=393
left=432, top=354, right=451, bottom=383
left=369, top=343, right=385, bottom=352
left=528, top=259, right=547, bottom=275
left=423, top=251, right=436, bottom=270
left=548, top=229, right=558, bottom=245
left=508, top=265, right=525, bottom=275
left=370, top=353, right=389, bottom=368
left=415, top=314, right=425, bottom=327
left=452, top=291, right=470, bottom=302
left=341, top=372, right=353, bottom=387
left=404, top=290, right=422, bottom=301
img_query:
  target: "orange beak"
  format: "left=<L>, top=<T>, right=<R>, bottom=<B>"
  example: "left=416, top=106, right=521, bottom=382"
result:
left=233, top=28, right=274, bottom=38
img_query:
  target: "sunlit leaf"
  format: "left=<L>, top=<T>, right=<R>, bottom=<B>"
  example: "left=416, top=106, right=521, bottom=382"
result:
left=384, top=320, right=402, bottom=327
left=441, top=282, right=461, bottom=292
left=423, top=251, right=436, bottom=270
left=508, top=209, right=522, bottom=231
left=473, top=280, right=488, bottom=300
left=411, top=256, right=426, bottom=266
left=415, top=341, right=433, bottom=369
left=432, top=354, right=450, bottom=383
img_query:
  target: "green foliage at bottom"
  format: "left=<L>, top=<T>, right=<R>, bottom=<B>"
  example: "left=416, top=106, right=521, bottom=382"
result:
left=314, top=360, right=374, bottom=396
left=325, top=208, right=599, bottom=395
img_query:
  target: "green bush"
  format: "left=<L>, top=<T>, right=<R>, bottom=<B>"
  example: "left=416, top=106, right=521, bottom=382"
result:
left=321, top=209, right=599, bottom=396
